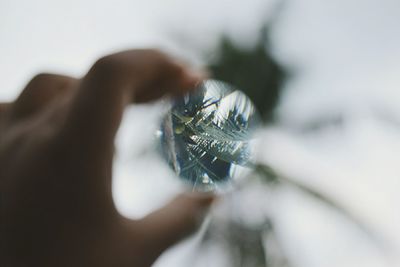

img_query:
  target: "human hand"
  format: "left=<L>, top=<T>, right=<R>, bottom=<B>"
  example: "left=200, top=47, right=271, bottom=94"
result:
left=0, top=49, right=214, bottom=267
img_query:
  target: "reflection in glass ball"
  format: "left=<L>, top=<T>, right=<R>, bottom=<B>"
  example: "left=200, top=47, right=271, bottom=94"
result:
left=159, top=80, right=260, bottom=193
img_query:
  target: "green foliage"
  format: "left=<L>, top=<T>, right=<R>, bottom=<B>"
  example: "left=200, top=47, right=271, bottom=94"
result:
left=208, top=32, right=285, bottom=122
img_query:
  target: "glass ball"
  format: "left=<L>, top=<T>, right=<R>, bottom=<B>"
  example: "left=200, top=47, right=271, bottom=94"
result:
left=159, top=80, right=260, bottom=193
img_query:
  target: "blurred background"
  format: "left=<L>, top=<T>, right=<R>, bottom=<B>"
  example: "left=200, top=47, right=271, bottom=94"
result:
left=1, top=0, right=400, bottom=266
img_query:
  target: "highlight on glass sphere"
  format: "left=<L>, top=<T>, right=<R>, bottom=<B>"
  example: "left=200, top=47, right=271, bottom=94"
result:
left=159, top=79, right=260, bottom=193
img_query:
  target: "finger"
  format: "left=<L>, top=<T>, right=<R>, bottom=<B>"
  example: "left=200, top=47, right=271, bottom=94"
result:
left=128, top=193, right=215, bottom=263
left=131, top=59, right=207, bottom=103
left=10, top=73, right=77, bottom=120
left=57, top=50, right=204, bottom=176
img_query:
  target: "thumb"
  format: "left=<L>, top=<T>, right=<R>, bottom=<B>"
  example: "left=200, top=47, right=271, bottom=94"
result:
left=130, top=193, right=215, bottom=262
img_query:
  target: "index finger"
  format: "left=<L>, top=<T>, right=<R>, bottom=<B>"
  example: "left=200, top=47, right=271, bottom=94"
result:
left=55, top=50, right=204, bottom=187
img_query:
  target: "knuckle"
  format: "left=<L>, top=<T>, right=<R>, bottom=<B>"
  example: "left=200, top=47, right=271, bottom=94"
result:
left=89, top=55, right=122, bottom=82
left=28, top=73, right=75, bottom=90
left=93, top=55, right=117, bottom=72
left=30, top=73, right=56, bottom=84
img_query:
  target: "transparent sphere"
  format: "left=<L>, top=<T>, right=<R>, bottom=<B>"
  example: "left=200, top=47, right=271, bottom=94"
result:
left=159, top=80, right=260, bottom=193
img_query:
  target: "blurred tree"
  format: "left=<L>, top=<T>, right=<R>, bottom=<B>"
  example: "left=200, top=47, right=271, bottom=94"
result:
left=208, top=27, right=285, bottom=122
left=194, top=24, right=383, bottom=267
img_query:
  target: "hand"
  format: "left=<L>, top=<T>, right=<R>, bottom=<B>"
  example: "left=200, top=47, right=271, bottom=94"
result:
left=0, top=49, right=214, bottom=267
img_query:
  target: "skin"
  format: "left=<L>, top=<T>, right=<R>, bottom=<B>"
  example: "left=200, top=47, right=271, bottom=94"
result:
left=0, top=49, right=214, bottom=267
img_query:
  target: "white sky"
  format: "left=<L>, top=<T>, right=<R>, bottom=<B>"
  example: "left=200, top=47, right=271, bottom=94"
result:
left=1, top=0, right=400, bottom=266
